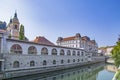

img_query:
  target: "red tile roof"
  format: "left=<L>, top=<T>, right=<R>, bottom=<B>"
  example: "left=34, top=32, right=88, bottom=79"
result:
left=33, top=36, right=55, bottom=45
left=62, top=36, right=75, bottom=41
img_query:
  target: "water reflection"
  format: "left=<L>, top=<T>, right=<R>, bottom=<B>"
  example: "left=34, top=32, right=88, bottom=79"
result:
left=105, top=64, right=117, bottom=72
left=7, top=62, right=115, bottom=80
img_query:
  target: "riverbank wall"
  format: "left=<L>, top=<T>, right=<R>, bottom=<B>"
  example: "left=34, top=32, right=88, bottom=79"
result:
left=1, top=60, right=104, bottom=79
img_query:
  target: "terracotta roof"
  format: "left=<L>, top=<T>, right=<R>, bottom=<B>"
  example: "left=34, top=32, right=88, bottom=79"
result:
left=33, top=36, right=55, bottom=45
left=82, top=36, right=90, bottom=41
left=7, top=38, right=85, bottom=51
left=63, top=36, right=75, bottom=41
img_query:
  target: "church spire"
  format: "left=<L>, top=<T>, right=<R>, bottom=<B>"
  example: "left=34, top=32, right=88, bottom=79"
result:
left=14, top=10, right=17, bottom=18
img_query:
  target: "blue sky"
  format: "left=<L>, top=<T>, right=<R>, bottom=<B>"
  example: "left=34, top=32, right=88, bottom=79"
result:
left=0, top=0, right=120, bottom=47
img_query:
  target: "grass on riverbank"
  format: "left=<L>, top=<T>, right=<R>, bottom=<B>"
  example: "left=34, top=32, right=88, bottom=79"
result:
left=115, top=70, right=120, bottom=80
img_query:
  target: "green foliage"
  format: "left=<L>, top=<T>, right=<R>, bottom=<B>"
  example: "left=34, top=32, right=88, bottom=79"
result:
left=19, top=24, right=25, bottom=40
left=111, top=41, right=120, bottom=67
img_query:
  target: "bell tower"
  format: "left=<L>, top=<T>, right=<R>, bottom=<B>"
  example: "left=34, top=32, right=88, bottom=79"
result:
left=7, top=11, right=20, bottom=39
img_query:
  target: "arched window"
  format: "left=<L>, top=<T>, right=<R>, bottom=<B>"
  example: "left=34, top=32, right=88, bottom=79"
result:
left=30, top=61, right=35, bottom=66
left=13, top=61, right=19, bottom=68
left=14, top=25, right=18, bottom=29
left=51, top=48, right=57, bottom=55
left=81, top=51, right=84, bottom=56
left=28, top=46, right=37, bottom=54
left=78, top=59, right=80, bottom=62
left=53, top=60, right=56, bottom=65
left=81, top=59, right=83, bottom=62
left=43, top=60, right=47, bottom=65
left=73, top=59, right=75, bottom=62
left=72, top=51, right=76, bottom=56
left=77, top=51, right=80, bottom=56
left=67, top=50, right=71, bottom=56
left=68, top=59, right=70, bottom=63
left=60, top=49, right=64, bottom=55
left=61, top=59, right=64, bottom=64
left=41, top=47, right=48, bottom=55
left=10, top=44, right=22, bottom=54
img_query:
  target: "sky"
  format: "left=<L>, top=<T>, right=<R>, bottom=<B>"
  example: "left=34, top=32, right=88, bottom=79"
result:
left=0, top=0, right=120, bottom=47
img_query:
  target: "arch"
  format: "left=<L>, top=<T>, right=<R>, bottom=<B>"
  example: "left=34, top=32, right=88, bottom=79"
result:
left=51, top=48, right=57, bottom=55
left=28, top=46, right=37, bottom=54
left=30, top=61, right=35, bottom=66
left=13, top=61, right=19, bottom=68
left=67, top=59, right=70, bottom=63
left=60, top=49, right=65, bottom=55
left=72, top=51, right=76, bottom=56
left=43, top=60, right=47, bottom=65
left=53, top=60, right=56, bottom=64
left=41, top=47, right=48, bottom=55
left=81, top=51, right=84, bottom=56
left=61, top=59, right=64, bottom=64
left=73, top=59, right=75, bottom=62
left=77, top=51, right=80, bottom=56
left=67, top=50, right=71, bottom=56
left=10, top=44, right=22, bottom=54
left=78, top=59, right=80, bottom=62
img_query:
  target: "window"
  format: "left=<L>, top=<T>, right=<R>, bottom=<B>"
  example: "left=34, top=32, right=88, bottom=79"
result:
left=78, top=59, right=80, bottom=62
left=10, top=44, right=22, bottom=54
left=53, top=60, right=56, bottom=65
left=41, top=47, right=48, bottom=55
left=60, top=49, right=65, bottom=55
left=73, top=59, right=75, bottom=62
left=77, top=51, right=80, bottom=56
left=81, top=51, right=84, bottom=56
left=13, top=61, right=19, bottom=68
left=61, top=59, right=64, bottom=64
left=43, top=60, right=47, bottom=65
left=67, top=50, right=71, bottom=56
left=14, top=25, right=18, bottom=29
left=68, top=59, right=70, bottom=63
left=72, top=51, right=76, bottom=56
left=30, top=61, right=35, bottom=66
left=28, top=46, right=37, bottom=54
left=51, top=48, right=57, bottom=55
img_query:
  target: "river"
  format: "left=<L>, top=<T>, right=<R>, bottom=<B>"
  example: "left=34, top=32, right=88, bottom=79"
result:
left=6, top=62, right=116, bottom=80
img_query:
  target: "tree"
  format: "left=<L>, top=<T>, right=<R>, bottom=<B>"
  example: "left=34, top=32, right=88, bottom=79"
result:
left=19, top=24, right=25, bottom=40
left=111, top=41, right=120, bottom=67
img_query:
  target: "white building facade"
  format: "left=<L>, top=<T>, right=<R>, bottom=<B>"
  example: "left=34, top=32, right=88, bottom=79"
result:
left=56, top=33, right=98, bottom=53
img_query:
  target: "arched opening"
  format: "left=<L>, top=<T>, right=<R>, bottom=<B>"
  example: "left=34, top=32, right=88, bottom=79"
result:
left=78, top=59, right=80, bottom=62
left=73, top=59, right=75, bottom=62
left=51, top=48, right=57, bottom=55
left=72, top=51, right=76, bottom=56
left=43, top=60, right=47, bottom=65
left=81, top=51, right=84, bottom=56
left=41, top=47, right=48, bottom=55
left=67, top=50, right=71, bottom=56
left=10, top=44, right=22, bottom=54
left=68, top=59, right=70, bottom=63
left=28, top=46, right=37, bottom=54
left=30, top=61, right=35, bottom=66
left=61, top=59, right=64, bottom=64
left=60, top=49, right=65, bottom=55
left=77, top=51, right=80, bottom=56
left=53, top=60, right=56, bottom=65
left=13, top=61, right=19, bottom=68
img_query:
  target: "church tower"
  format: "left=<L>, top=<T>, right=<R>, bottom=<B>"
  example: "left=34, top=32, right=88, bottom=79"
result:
left=7, top=12, right=20, bottom=39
